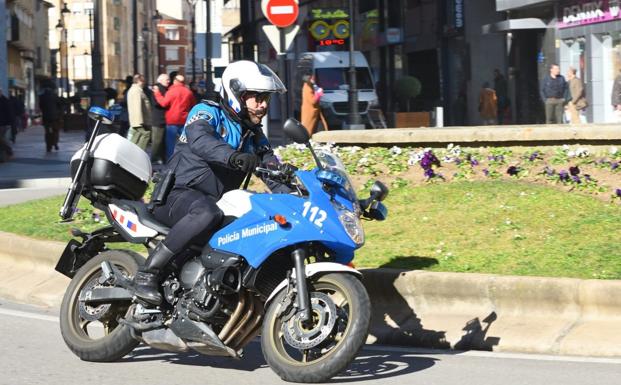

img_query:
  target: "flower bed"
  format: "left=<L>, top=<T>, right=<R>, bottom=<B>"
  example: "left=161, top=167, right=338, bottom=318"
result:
left=275, top=143, right=621, bottom=203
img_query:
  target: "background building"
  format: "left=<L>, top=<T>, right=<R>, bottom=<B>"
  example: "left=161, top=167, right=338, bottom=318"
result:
left=7, top=0, right=50, bottom=112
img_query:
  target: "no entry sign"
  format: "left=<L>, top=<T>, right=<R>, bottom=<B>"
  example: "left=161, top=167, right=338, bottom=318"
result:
left=263, top=0, right=299, bottom=28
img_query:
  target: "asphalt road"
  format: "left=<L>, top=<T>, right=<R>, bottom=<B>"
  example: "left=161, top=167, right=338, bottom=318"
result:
left=1, top=300, right=620, bottom=385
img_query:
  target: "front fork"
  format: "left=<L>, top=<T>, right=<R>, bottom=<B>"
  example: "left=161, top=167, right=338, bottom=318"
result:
left=291, top=247, right=313, bottom=323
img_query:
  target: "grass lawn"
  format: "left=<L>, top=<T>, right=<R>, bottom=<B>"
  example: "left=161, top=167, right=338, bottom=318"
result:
left=1, top=180, right=620, bottom=279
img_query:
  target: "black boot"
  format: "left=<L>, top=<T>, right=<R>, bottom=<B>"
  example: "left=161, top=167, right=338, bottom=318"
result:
left=133, top=242, right=175, bottom=305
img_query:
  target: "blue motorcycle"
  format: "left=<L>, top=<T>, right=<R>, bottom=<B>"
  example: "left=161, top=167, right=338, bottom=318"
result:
left=56, top=107, right=388, bottom=383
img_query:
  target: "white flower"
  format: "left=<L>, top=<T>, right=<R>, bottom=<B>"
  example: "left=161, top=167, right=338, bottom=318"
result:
left=347, top=146, right=362, bottom=154
left=358, top=157, right=369, bottom=165
left=390, top=146, right=403, bottom=155
left=407, top=157, right=418, bottom=166
left=567, top=151, right=576, bottom=158
left=563, top=144, right=570, bottom=151
left=448, top=144, right=461, bottom=156
left=575, top=147, right=590, bottom=157
left=610, top=146, right=619, bottom=155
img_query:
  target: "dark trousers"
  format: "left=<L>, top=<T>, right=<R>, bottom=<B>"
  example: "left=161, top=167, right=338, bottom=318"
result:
left=43, top=119, right=61, bottom=151
left=545, top=98, right=565, bottom=124
left=152, top=188, right=224, bottom=254
left=150, top=125, right=166, bottom=163
left=0, top=125, right=13, bottom=161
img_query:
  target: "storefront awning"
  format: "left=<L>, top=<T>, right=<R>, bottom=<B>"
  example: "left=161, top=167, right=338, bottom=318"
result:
left=482, top=18, right=549, bottom=34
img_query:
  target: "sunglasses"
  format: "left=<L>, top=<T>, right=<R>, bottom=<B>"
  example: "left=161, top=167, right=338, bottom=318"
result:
left=244, top=91, right=272, bottom=103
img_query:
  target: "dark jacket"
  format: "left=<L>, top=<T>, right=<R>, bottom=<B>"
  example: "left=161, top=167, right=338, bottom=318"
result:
left=39, top=88, right=62, bottom=122
left=0, top=95, right=13, bottom=126
left=540, top=74, right=567, bottom=100
left=166, top=100, right=289, bottom=199
left=148, top=84, right=167, bottom=127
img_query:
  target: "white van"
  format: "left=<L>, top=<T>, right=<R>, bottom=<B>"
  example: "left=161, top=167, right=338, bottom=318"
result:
left=296, top=51, right=379, bottom=129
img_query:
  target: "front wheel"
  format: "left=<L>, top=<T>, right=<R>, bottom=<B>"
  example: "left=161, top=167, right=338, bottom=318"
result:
left=59, top=249, right=143, bottom=362
left=261, top=273, right=371, bottom=383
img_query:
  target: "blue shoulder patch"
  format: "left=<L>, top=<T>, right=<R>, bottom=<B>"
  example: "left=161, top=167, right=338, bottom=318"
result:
left=181, top=103, right=221, bottom=142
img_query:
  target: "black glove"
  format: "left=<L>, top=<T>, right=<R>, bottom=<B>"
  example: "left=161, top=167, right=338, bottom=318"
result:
left=230, top=152, right=260, bottom=174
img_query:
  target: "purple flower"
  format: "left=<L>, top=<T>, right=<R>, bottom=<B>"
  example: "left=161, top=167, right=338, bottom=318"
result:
left=544, top=166, right=555, bottom=177
left=572, top=175, right=581, bottom=184
left=559, top=170, right=570, bottom=182
left=507, top=166, right=520, bottom=176
left=612, top=162, right=619, bottom=170
left=529, top=151, right=540, bottom=162
left=483, top=168, right=490, bottom=176
left=471, top=159, right=479, bottom=167
left=616, top=189, right=621, bottom=198
left=424, top=168, right=435, bottom=178
left=569, top=166, right=580, bottom=176
left=584, top=174, right=592, bottom=182
left=454, top=158, right=462, bottom=165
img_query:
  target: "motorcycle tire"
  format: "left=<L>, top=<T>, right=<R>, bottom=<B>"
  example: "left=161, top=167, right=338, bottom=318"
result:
left=261, top=273, right=371, bottom=383
left=60, top=249, right=143, bottom=362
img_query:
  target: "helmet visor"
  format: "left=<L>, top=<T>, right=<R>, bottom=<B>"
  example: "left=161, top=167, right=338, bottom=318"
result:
left=245, top=64, right=287, bottom=94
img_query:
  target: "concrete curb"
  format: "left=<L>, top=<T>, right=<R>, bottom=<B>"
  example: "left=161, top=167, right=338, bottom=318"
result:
left=1, top=231, right=620, bottom=357
left=312, top=124, right=621, bottom=146
left=0, top=177, right=71, bottom=190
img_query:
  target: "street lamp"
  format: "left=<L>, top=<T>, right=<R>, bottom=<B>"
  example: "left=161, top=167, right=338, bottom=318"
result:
left=56, top=2, right=71, bottom=97
left=70, top=41, right=76, bottom=89
left=186, top=0, right=198, bottom=82
left=152, top=10, right=163, bottom=78
left=141, top=23, right=150, bottom=83
left=346, top=0, right=363, bottom=129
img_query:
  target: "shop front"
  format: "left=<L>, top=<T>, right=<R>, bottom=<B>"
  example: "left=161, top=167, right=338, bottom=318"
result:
left=558, top=0, right=621, bottom=122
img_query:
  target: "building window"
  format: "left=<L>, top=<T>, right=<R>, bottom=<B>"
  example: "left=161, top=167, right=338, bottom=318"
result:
left=165, top=27, right=180, bottom=41
left=114, top=17, right=121, bottom=30
left=165, top=47, right=179, bottom=61
left=115, top=42, right=121, bottom=55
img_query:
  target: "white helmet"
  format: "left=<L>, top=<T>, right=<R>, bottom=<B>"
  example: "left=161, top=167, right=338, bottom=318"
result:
left=220, top=60, right=286, bottom=119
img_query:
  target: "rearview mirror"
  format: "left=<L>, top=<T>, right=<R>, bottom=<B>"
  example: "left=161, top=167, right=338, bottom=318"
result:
left=284, top=118, right=310, bottom=144
left=370, top=181, right=389, bottom=202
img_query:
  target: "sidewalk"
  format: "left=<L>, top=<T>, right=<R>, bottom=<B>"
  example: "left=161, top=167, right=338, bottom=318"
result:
left=0, top=125, right=84, bottom=189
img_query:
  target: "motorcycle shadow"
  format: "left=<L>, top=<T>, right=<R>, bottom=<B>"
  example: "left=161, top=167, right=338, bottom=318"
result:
left=124, top=341, right=438, bottom=381
left=332, top=351, right=437, bottom=383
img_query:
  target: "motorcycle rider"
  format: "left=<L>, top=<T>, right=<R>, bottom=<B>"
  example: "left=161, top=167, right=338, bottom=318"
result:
left=133, top=60, right=292, bottom=305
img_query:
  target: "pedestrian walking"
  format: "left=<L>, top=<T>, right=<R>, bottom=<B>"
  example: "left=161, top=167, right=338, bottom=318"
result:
left=127, top=74, right=152, bottom=151
left=493, top=69, right=508, bottom=124
left=0, top=88, right=14, bottom=161
left=300, top=74, right=328, bottom=135
left=39, top=81, right=63, bottom=152
left=611, top=70, right=621, bottom=122
left=479, top=82, right=497, bottom=125
left=149, top=73, right=170, bottom=163
left=565, top=67, right=588, bottom=124
left=153, top=74, right=196, bottom=160
left=540, top=64, right=567, bottom=124
left=8, top=90, right=25, bottom=143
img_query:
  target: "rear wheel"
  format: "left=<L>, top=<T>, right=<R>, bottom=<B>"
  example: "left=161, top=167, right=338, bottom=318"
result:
left=59, top=249, right=143, bottom=362
left=261, top=273, right=370, bottom=383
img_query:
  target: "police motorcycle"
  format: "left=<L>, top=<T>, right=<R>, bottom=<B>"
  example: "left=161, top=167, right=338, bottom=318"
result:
left=55, top=107, right=389, bottom=383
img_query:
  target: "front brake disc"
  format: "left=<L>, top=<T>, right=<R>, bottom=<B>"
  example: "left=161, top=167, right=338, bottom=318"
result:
left=282, top=292, right=337, bottom=350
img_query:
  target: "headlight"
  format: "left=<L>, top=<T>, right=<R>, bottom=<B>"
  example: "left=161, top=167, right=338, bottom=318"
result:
left=339, top=210, right=365, bottom=246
